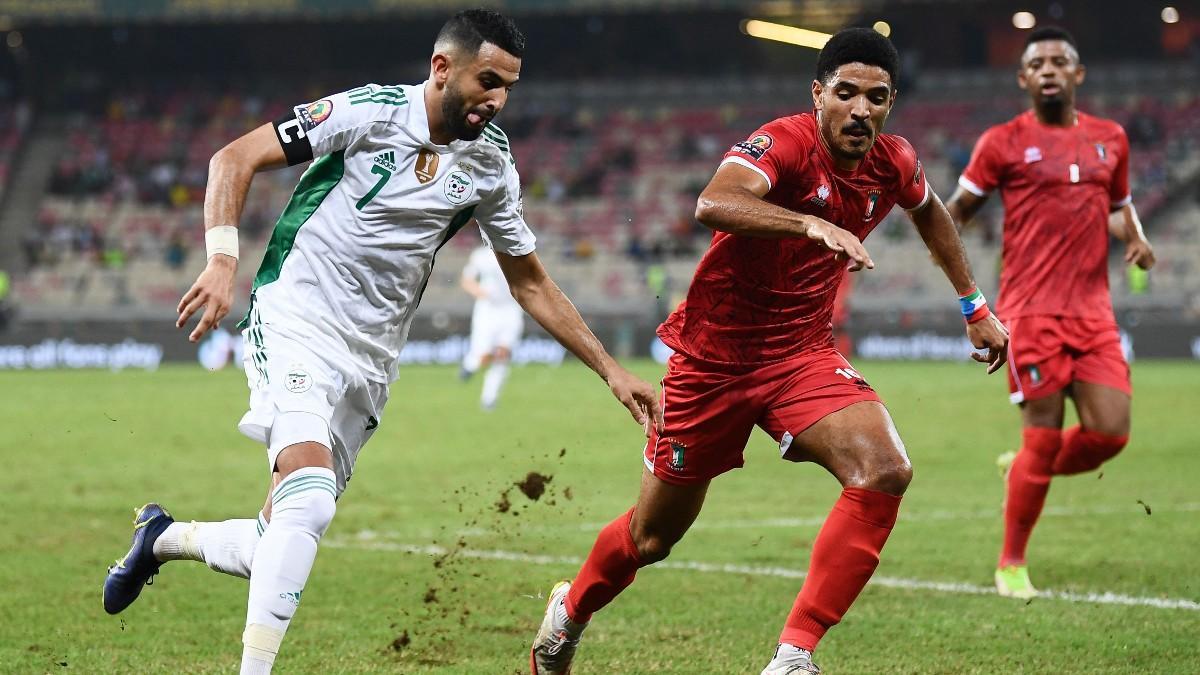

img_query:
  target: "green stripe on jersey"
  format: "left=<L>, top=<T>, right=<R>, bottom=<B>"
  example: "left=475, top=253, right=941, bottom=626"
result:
left=412, top=206, right=478, bottom=311
left=483, top=123, right=508, bottom=144
left=252, top=151, right=346, bottom=292
left=349, top=85, right=407, bottom=106
left=480, top=125, right=514, bottom=165
left=238, top=151, right=345, bottom=329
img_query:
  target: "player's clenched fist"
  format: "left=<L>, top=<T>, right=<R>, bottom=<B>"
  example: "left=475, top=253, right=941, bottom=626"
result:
left=966, top=314, right=1009, bottom=374
left=605, top=367, right=664, bottom=437
left=177, top=254, right=237, bottom=343
left=801, top=215, right=876, bottom=271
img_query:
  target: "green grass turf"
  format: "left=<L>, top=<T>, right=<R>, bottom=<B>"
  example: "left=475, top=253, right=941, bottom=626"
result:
left=1, top=360, right=1197, bottom=673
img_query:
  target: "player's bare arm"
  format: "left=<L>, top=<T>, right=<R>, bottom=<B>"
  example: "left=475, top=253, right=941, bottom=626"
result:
left=494, top=249, right=664, bottom=434
left=460, top=267, right=488, bottom=300
left=695, top=162, right=875, bottom=271
left=945, top=185, right=988, bottom=232
left=177, top=123, right=288, bottom=342
left=1109, top=203, right=1155, bottom=269
left=908, top=191, right=1009, bottom=373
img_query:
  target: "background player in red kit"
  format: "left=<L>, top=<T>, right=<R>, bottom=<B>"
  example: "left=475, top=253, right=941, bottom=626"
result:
left=947, top=27, right=1156, bottom=600
left=530, top=28, right=1010, bottom=675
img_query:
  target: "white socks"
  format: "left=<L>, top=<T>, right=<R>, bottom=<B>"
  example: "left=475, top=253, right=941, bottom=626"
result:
left=481, top=362, right=509, bottom=408
left=462, top=350, right=484, bottom=373
left=241, top=467, right=337, bottom=674
left=153, top=513, right=266, bottom=579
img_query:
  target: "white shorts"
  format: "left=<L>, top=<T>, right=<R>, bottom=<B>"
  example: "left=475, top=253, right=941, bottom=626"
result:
left=468, top=303, right=524, bottom=358
left=239, top=307, right=387, bottom=496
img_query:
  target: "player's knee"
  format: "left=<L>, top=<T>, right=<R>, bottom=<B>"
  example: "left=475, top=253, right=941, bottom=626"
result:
left=632, top=532, right=676, bottom=564
left=270, top=468, right=338, bottom=538
left=859, top=459, right=913, bottom=496
left=1084, top=418, right=1130, bottom=439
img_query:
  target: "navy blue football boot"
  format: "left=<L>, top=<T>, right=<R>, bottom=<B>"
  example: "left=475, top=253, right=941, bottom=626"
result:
left=103, top=503, right=174, bottom=614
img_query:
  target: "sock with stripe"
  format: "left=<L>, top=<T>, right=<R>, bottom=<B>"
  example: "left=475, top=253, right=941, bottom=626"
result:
left=1000, top=426, right=1062, bottom=567
left=779, top=487, right=902, bottom=651
left=153, top=512, right=268, bottom=579
left=565, top=507, right=642, bottom=624
left=241, top=467, right=337, bottom=674
left=1052, top=425, right=1127, bottom=476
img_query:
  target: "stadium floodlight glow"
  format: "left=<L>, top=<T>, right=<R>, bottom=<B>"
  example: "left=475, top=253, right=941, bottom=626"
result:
left=1162, top=6, right=1180, bottom=23
left=1012, top=11, right=1037, bottom=29
left=873, top=20, right=892, bottom=37
left=741, top=19, right=832, bottom=50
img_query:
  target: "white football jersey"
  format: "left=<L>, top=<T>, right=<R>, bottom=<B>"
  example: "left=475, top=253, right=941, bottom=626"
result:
left=464, top=245, right=520, bottom=310
left=245, top=81, right=535, bottom=382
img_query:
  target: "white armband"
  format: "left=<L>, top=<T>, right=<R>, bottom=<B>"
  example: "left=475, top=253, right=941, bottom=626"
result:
left=205, top=225, right=239, bottom=260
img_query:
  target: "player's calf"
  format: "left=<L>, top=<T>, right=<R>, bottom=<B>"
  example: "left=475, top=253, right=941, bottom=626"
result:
left=242, top=465, right=337, bottom=673
left=1052, top=426, right=1128, bottom=476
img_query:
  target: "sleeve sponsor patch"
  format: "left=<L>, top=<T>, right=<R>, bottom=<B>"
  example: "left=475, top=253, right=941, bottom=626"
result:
left=296, top=99, right=333, bottom=131
left=731, top=133, right=774, bottom=160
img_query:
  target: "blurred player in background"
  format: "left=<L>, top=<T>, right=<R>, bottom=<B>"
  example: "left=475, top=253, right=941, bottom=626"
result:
left=531, top=28, right=1009, bottom=675
left=100, top=10, right=661, bottom=674
left=947, top=27, right=1155, bottom=599
left=460, top=238, right=524, bottom=410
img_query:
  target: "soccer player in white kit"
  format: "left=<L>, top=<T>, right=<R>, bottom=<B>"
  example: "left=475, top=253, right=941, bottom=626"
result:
left=461, top=242, right=524, bottom=409
left=101, top=10, right=663, bottom=674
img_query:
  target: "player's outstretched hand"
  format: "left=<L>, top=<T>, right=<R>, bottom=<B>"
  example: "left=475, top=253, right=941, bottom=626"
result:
left=606, top=367, right=665, bottom=437
left=967, top=314, right=1009, bottom=374
left=1124, top=237, right=1155, bottom=270
left=802, top=216, right=875, bottom=271
left=177, top=254, right=237, bottom=343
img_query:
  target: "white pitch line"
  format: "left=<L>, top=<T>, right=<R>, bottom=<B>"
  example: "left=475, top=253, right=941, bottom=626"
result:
left=324, top=539, right=1200, bottom=612
left=447, top=501, right=1200, bottom=537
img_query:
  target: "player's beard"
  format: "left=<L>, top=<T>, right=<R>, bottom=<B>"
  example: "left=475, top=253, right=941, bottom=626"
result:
left=828, top=117, right=874, bottom=160
left=1034, top=92, right=1071, bottom=124
left=442, top=82, right=489, bottom=142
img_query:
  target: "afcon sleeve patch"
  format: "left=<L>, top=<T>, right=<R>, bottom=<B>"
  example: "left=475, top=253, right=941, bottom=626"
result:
left=297, top=99, right=333, bottom=131
left=732, top=132, right=774, bottom=160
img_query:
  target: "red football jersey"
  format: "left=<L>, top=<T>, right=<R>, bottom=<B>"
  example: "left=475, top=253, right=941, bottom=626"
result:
left=959, top=110, right=1130, bottom=321
left=658, top=112, right=929, bottom=365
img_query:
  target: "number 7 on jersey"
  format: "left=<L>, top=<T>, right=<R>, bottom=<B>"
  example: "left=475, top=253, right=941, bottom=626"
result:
left=357, top=164, right=392, bottom=210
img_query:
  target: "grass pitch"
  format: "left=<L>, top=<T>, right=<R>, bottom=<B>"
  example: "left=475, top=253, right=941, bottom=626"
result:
left=1, top=359, right=1197, bottom=673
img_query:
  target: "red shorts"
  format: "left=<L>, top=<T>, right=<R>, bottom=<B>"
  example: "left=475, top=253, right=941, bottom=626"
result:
left=1005, top=315, right=1131, bottom=403
left=643, top=348, right=881, bottom=485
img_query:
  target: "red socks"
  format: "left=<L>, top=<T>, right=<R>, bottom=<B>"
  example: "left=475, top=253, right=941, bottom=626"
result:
left=779, top=487, right=902, bottom=651
left=1052, top=425, right=1128, bottom=476
left=1000, top=427, right=1062, bottom=567
left=565, top=507, right=642, bottom=624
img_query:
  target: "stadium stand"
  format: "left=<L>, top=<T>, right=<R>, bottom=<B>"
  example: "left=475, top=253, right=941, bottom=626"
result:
left=11, top=75, right=1200, bottom=313
left=0, top=100, right=31, bottom=203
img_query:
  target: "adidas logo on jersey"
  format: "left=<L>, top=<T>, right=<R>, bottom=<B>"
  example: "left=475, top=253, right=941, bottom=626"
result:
left=374, top=151, right=397, bottom=173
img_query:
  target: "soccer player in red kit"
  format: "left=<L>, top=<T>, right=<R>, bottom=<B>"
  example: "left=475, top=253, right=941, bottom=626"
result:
left=947, top=27, right=1155, bottom=600
left=530, top=28, right=1010, bottom=675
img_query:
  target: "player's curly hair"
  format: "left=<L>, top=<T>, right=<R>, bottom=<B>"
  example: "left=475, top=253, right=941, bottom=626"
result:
left=1026, top=26, right=1077, bottom=50
left=815, top=27, right=899, bottom=86
left=436, top=8, right=526, bottom=58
